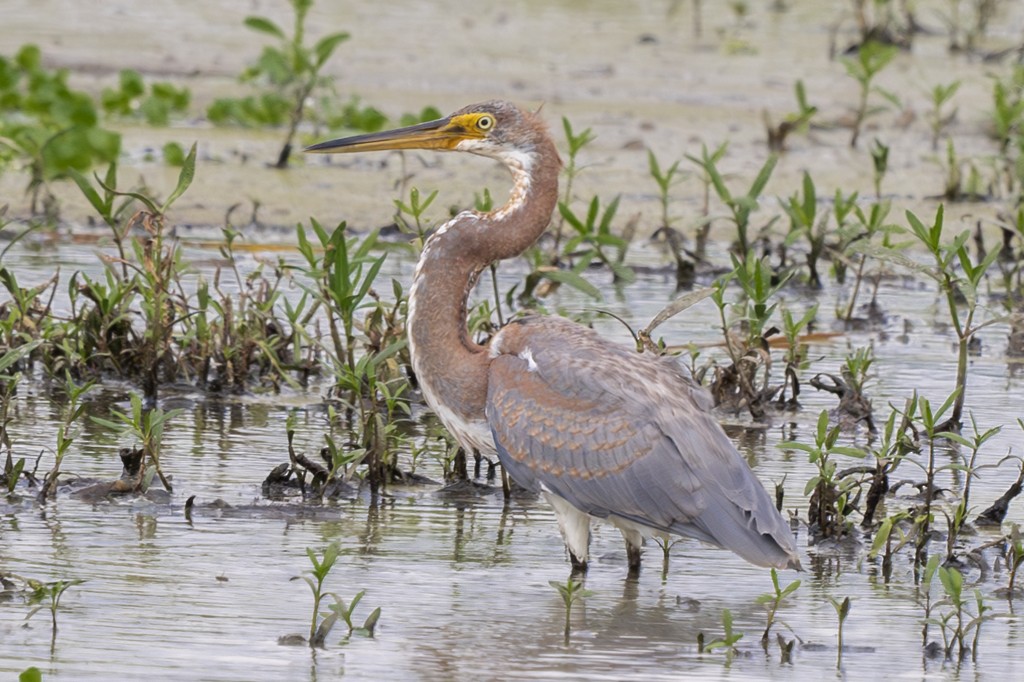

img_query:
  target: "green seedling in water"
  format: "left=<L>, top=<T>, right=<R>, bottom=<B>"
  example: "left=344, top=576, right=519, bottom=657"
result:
left=780, top=303, right=817, bottom=366
left=935, top=138, right=985, bottom=201
left=902, top=206, right=1002, bottom=433
left=1, top=341, right=42, bottom=493
left=685, top=142, right=727, bottom=256
left=839, top=199, right=897, bottom=322
left=549, top=577, right=592, bottom=643
left=297, top=543, right=340, bottom=646
left=927, top=80, right=961, bottom=151
left=991, top=66, right=1024, bottom=152
left=870, top=138, right=889, bottom=198
left=647, top=149, right=686, bottom=231
left=550, top=117, right=596, bottom=260
left=756, top=567, right=801, bottom=648
left=709, top=254, right=789, bottom=419
left=91, top=393, right=183, bottom=492
left=652, top=535, right=680, bottom=580
left=780, top=171, right=825, bottom=288
left=685, top=147, right=777, bottom=257
left=828, top=596, right=851, bottom=669
left=393, top=186, right=439, bottom=247
left=779, top=410, right=866, bottom=538
left=906, top=389, right=960, bottom=574
left=39, top=372, right=95, bottom=501
left=841, top=40, right=900, bottom=148
left=208, top=0, right=350, bottom=167
left=558, top=194, right=634, bottom=284
left=26, top=577, right=85, bottom=638
left=69, top=161, right=135, bottom=279
left=940, top=415, right=1002, bottom=561
left=869, top=510, right=913, bottom=582
left=930, top=565, right=993, bottom=661
left=72, top=143, right=197, bottom=403
left=327, top=590, right=381, bottom=639
left=765, top=79, right=817, bottom=152
left=700, top=608, right=744, bottom=657
left=1006, top=525, right=1024, bottom=601
left=295, top=219, right=385, bottom=378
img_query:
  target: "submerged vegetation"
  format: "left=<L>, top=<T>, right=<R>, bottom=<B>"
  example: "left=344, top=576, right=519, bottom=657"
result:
left=3, top=0, right=1024, bottom=678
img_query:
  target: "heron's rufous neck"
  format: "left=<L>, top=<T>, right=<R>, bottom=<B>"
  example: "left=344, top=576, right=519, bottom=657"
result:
left=407, top=139, right=561, bottom=430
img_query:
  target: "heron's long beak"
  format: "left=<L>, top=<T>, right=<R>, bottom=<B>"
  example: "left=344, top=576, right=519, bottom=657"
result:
left=305, top=115, right=474, bottom=154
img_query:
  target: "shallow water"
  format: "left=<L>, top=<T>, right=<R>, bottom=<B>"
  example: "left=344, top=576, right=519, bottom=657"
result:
left=2, top=233, right=1024, bottom=681
left=4, top=0, right=1024, bottom=679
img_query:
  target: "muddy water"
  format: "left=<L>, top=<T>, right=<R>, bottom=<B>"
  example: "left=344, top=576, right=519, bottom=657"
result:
left=3, top=0, right=1024, bottom=680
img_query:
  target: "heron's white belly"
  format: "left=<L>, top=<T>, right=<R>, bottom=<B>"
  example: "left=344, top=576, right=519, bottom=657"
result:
left=429, top=396, right=496, bottom=455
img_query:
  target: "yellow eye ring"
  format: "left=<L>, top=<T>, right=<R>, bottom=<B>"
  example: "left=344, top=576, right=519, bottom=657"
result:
left=477, top=115, right=494, bottom=131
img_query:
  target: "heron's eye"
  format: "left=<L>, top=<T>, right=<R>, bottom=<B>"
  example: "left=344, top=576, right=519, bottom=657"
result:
left=477, top=115, right=494, bottom=131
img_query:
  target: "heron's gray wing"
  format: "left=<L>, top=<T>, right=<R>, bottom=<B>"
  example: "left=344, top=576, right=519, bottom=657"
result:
left=485, top=318, right=798, bottom=569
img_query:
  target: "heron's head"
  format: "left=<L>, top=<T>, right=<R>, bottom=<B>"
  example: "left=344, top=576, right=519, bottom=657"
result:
left=305, top=100, right=549, bottom=167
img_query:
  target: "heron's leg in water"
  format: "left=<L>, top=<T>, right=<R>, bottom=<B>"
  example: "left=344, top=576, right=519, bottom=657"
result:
left=545, top=491, right=591, bottom=571
left=615, top=522, right=645, bottom=575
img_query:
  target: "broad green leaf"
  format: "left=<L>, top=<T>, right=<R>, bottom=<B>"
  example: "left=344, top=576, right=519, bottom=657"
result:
left=160, top=142, right=197, bottom=213
left=244, top=16, right=286, bottom=40
left=538, top=268, right=601, bottom=300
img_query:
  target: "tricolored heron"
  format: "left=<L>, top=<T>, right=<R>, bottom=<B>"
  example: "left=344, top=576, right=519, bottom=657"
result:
left=307, top=101, right=801, bottom=573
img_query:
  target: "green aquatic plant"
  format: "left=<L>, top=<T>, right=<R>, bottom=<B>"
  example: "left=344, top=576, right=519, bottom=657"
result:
left=927, top=80, right=961, bottom=151
left=1006, top=525, right=1024, bottom=601
left=775, top=303, right=817, bottom=407
left=100, top=69, right=191, bottom=126
left=207, top=0, right=350, bottom=167
left=869, top=510, right=913, bottom=582
left=326, top=590, right=381, bottom=640
left=940, top=415, right=1002, bottom=561
left=647, top=149, right=686, bottom=231
left=393, top=186, right=439, bottom=247
left=990, top=65, right=1024, bottom=152
left=1, top=342, right=40, bottom=493
left=550, top=116, right=596, bottom=260
left=549, top=577, right=592, bottom=643
left=841, top=40, right=900, bottom=148
left=828, top=595, right=851, bottom=669
left=838, top=199, right=896, bottom=323
left=298, top=542, right=340, bottom=646
left=685, top=141, right=727, bottom=256
left=870, top=138, right=889, bottom=198
left=780, top=171, right=825, bottom=288
left=756, top=567, right=801, bottom=647
left=558, top=194, right=634, bottom=284
left=295, top=219, right=385, bottom=378
left=19, top=667, right=42, bottom=682
left=700, top=608, right=744, bottom=657
left=929, top=565, right=993, bottom=661
left=91, top=393, right=183, bottom=492
left=685, top=147, right=777, bottom=258
left=39, top=372, right=95, bottom=501
left=779, top=410, right=867, bottom=538
left=765, top=79, right=817, bottom=152
left=291, top=543, right=380, bottom=646
left=902, top=206, right=1001, bottom=433
left=907, top=389, right=961, bottom=574
left=0, top=44, right=121, bottom=216
left=25, top=576, right=85, bottom=638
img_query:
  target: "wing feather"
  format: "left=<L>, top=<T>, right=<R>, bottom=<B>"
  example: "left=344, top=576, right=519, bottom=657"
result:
left=485, top=317, right=799, bottom=569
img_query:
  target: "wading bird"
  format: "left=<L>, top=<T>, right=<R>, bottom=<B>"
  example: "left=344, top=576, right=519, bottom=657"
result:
left=306, top=101, right=801, bottom=574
